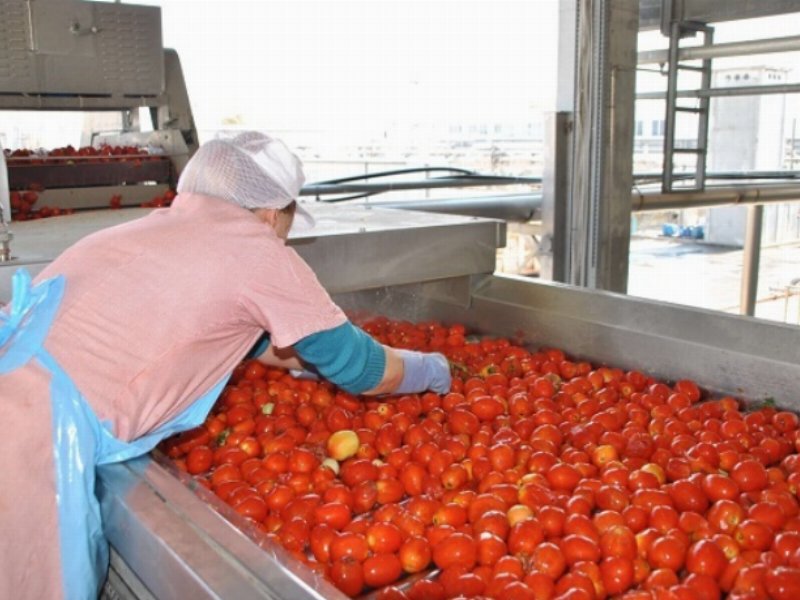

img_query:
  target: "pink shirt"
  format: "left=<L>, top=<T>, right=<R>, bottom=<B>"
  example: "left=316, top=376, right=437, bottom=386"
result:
left=36, top=193, right=346, bottom=441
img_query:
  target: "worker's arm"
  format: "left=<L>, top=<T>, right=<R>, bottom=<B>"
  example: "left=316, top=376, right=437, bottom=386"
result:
left=252, top=322, right=450, bottom=396
left=252, top=337, right=305, bottom=371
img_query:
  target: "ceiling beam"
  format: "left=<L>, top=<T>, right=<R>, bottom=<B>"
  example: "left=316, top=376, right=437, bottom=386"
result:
left=640, top=0, right=800, bottom=31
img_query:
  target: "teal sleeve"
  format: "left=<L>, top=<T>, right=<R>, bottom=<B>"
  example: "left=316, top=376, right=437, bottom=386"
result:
left=294, top=321, right=386, bottom=395
left=248, top=333, right=271, bottom=358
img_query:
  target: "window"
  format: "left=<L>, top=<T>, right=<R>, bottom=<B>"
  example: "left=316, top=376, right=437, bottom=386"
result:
left=652, top=120, right=664, bottom=137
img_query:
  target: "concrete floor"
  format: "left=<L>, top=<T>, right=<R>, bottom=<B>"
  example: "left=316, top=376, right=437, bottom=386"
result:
left=628, top=234, right=800, bottom=326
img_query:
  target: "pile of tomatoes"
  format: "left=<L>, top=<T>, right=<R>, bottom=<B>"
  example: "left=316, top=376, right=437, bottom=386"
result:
left=8, top=187, right=175, bottom=220
left=161, top=317, right=800, bottom=600
left=4, top=144, right=158, bottom=164
left=6, top=145, right=174, bottom=219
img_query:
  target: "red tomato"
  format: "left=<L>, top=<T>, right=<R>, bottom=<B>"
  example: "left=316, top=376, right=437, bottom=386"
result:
left=330, top=532, right=369, bottom=562
left=309, top=523, right=337, bottom=563
left=774, top=531, right=800, bottom=563
left=432, top=532, right=477, bottom=570
left=561, top=534, right=602, bottom=565
left=647, top=535, right=686, bottom=571
left=186, top=446, right=213, bottom=475
left=668, top=480, right=709, bottom=513
left=685, top=539, right=726, bottom=578
left=508, top=519, right=545, bottom=557
left=529, top=541, right=566, bottom=579
left=365, top=521, right=403, bottom=554
left=735, top=518, right=774, bottom=551
left=398, top=536, right=431, bottom=573
left=406, top=579, right=445, bottom=600
left=765, top=566, right=800, bottom=600
left=362, top=553, right=402, bottom=589
left=731, top=459, right=769, bottom=492
left=314, top=501, right=352, bottom=531
left=601, top=555, right=635, bottom=595
left=600, top=524, right=637, bottom=560
left=330, top=558, right=364, bottom=597
left=234, top=495, right=267, bottom=523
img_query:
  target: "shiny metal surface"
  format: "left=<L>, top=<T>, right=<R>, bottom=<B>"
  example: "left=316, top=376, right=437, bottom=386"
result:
left=0, top=204, right=504, bottom=300
left=352, top=193, right=539, bottom=222
left=740, top=205, right=764, bottom=316
left=292, top=204, right=504, bottom=294
left=0, top=0, right=163, bottom=99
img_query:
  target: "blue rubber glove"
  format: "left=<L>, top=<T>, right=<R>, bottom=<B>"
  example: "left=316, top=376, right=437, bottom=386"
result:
left=395, top=349, right=452, bottom=394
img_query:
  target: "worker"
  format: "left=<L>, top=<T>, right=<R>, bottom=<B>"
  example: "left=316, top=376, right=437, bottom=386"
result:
left=0, top=131, right=451, bottom=600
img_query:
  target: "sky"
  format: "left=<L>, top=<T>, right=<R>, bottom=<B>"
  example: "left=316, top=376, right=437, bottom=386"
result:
left=134, top=0, right=561, bottom=139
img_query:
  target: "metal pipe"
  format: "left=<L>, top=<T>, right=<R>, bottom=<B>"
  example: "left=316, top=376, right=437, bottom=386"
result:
left=635, top=171, right=800, bottom=181
left=638, top=83, right=800, bottom=100
left=638, top=35, right=800, bottom=65
left=348, top=184, right=800, bottom=223
left=632, top=184, right=800, bottom=212
left=740, top=205, right=764, bottom=317
left=301, top=176, right=537, bottom=197
left=356, top=193, right=540, bottom=222
left=302, top=173, right=800, bottom=200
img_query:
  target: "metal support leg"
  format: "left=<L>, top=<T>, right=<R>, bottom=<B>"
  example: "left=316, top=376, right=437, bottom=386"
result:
left=541, top=112, right=572, bottom=282
left=568, top=0, right=638, bottom=292
left=740, top=204, right=764, bottom=316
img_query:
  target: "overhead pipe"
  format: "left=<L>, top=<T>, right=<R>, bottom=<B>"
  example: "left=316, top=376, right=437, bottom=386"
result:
left=302, top=176, right=538, bottom=197
left=638, top=34, right=800, bottom=65
left=355, top=193, right=541, bottom=222
left=350, top=184, right=800, bottom=223
left=637, top=82, right=800, bottom=100
left=632, top=183, right=800, bottom=212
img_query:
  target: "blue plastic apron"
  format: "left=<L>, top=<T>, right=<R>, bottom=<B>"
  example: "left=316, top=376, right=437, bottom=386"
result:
left=0, top=269, right=228, bottom=600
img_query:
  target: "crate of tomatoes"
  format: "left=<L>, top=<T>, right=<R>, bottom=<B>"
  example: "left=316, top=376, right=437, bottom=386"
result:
left=160, top=316, right=800, bottom=600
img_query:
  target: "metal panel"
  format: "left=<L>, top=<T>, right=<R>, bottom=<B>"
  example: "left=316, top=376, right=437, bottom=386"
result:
left=0, top=204, right=505, bottom=300
left=7, top=160, right=171, bottom=189
left=0, top=1, right=36, bottom=92
left=290, top=205, right=505, bottom=294
left=640, top=0, right=800, bottom=30
left=0, top=0, right=163, bottom=96
left=33, top=184, right=171, bottom=210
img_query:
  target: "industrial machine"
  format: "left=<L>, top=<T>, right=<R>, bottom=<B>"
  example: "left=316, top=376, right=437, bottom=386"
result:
left=93, top=202, right=799, bottom=600
left=0, top=0, right=197, bottom=225
left=2, top=1, right=800, bottom=598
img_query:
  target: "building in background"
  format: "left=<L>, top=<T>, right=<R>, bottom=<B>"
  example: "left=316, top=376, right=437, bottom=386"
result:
left=706, top=66, right=800, bottom=247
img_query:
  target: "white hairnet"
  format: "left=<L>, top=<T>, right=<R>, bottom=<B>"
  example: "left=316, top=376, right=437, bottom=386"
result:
left=177, top=131, right=314, bottom=227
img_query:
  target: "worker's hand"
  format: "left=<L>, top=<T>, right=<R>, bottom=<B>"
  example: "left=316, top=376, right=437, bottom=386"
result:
left=394, top=349, right=452, bottom=394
